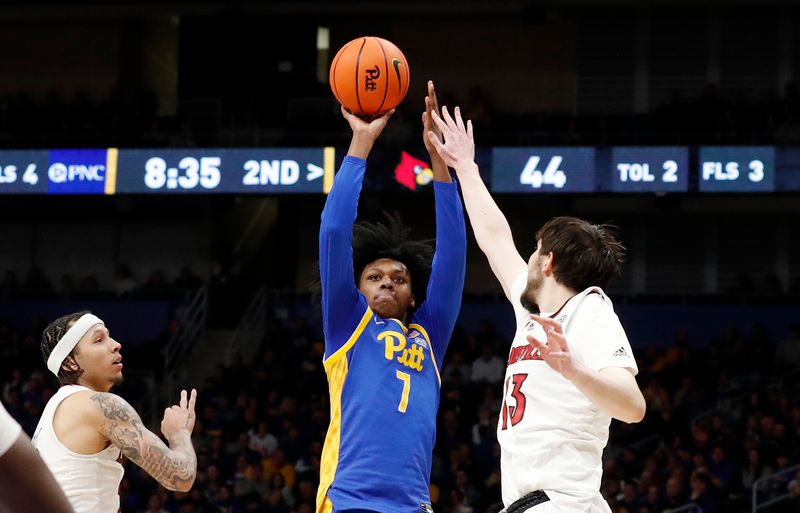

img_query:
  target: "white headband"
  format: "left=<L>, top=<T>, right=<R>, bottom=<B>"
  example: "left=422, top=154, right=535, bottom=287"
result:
left=47, top=314, right=105, bottom=376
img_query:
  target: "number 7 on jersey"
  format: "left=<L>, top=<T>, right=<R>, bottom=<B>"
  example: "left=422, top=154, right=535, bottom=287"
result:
left=396, top=370, right=411, bottom=413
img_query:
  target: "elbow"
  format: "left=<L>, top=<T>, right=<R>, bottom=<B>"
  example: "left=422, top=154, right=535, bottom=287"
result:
left=164, top=476, right=195, bottom=493
left=623, top=397, right=647, bottom=424
left=176, top=479, right=195, bottom=493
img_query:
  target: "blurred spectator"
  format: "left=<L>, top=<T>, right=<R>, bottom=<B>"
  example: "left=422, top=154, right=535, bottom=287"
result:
left=114, top=264, right=139, bottom=297
left=138, top=494, right=169, bottom=513
left=249, top=421, right=279, bottom=456
left=470, top=342, right=504, bottom=384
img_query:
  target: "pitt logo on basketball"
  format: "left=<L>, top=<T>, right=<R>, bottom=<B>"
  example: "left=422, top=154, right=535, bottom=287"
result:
left=378, top=331, right=425, bottom=371
left=365, top=66, right=380, bottom=91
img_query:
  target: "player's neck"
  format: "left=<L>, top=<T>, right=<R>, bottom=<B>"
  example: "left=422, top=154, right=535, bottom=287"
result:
left=76, top=377, right=112, bottom=393
left=536, top=280, right=578, bottom=314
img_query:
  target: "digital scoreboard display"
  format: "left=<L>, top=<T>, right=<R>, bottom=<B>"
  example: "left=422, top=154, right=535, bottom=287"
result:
left=491, top=147, right=595, bottom=193
left=115, top=148, right=335, bottom=194
left=2, top=145, right=798, bottom=195
left=0, top=150, right=49, bottom=193
left=0, top=148, right=334, bottom=195
left=698, top=146, right=775, bottom=192
left=610, top=147, right=689, bottom=193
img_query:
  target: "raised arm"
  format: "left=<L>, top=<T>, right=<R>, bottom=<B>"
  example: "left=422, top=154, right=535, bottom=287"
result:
left=415, top=82, right=466, bottom=359
left=421, top=81, right=451, bottom=184
left=428, top=107, right=526, bottom=300
left=90, top=390, right=197, bottom=492
left=319, top=108, right=393, bottom=357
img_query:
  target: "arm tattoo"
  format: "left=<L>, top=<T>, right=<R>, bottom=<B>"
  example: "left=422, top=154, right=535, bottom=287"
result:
left=90, top=393, right=197, bottom=491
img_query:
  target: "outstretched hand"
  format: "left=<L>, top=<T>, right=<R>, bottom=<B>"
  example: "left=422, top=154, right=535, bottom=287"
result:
left=526, top=315, right=580, bottom=380
left=427, top=106, right=475, bottom=170
left=161, top=389, right=197, bottom=440
left=343, top=106, right=394, bottom=159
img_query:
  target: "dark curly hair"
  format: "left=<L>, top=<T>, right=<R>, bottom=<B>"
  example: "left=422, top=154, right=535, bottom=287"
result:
left=313, top=212, right=434, bottom=312
left=41, top=310, right=89, bottom=386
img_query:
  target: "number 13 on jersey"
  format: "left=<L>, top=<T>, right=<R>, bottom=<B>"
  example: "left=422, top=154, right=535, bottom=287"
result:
left=501, top=373, right=529, bottom=429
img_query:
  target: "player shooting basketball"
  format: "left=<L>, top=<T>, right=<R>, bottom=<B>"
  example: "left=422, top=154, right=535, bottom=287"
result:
left=315, top=81, right=466, bottom=513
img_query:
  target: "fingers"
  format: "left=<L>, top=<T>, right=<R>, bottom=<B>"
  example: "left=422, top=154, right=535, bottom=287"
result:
left=454, top=106, right=466, bottom=133
left=429, top=81, right=438, bottom=108
left=427, top=80, right=439, bottom=112
left=531, top=315, right=568, bottom=352
left=441, top=105, right=458, bottom=132
left=426, top=131, right=450, bottom=158
left=467, top=119, right=474, bottom=141
left=531, top=315, right=564, bottom=335
left=430, top=111, right=453, bottom=138
left=188, top=389, right=197, bottom=412
left=179, top=389, right=187, bottom=409
left=526, top=334, right=548, bottom=356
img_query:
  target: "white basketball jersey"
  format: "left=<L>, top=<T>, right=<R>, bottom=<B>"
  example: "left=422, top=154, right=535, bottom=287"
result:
left=32, top=385, right=124, bottom=513
left=498, top=272, right=638, bottom=513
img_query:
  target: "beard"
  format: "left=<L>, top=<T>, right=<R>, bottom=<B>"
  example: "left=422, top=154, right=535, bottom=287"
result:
left=112, top=374, right=124, bottom=387
left=520, top=270, right=543, bottom=314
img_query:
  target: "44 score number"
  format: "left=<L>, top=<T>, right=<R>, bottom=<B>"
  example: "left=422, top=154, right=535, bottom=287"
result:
left=520, top=156, right=567, bottom=189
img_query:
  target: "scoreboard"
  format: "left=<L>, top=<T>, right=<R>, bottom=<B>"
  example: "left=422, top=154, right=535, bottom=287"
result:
left=1, top=145, right=800, bottom=194
left=0, top=148, right=335, bottom=195
left=491, top=145, right=791, bottom=193
left=610, top=147, right=689, bottom=193
left=491, top=147, right=595, bottom=193
left=698, top=146, right=774, bottom=192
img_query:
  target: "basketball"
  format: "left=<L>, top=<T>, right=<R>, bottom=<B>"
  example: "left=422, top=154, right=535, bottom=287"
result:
left=329, top=36, right=410, bottom=118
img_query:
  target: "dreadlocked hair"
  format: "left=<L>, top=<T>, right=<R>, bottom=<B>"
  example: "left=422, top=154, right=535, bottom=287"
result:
left=41, top=310, right=89, bottom=386
left=311, top=212, right=435, bottom=313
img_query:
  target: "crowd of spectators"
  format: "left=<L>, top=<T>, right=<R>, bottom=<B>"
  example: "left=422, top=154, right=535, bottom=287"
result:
left=0, top=264, right=205, bottom=301
left=2, top=306, right=799, bottom=513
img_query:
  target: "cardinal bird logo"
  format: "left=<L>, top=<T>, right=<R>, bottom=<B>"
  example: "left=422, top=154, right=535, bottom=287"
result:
left=394, top=151, right=433, bottom=191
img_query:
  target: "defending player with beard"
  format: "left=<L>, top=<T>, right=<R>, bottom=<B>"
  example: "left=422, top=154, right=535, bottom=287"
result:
left=33, top=311, right=198, bottom=513
left=427, top=107, right=646, bottom=513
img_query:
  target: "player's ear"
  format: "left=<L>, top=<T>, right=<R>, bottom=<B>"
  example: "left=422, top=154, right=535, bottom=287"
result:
left=62, top=356, right=80, bottom=372
left=409, top=294, right=416, bottom=309
left=543, top=252, right=554, bottom=275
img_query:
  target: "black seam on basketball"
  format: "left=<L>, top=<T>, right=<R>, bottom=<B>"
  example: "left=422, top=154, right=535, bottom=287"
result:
left=375, top=38, right=390, bottom=117
left=355, top=38, right=367, bottom=117
left=404, top=54, right=410, bottom=97
left=331, top=44, right=345, bottom=104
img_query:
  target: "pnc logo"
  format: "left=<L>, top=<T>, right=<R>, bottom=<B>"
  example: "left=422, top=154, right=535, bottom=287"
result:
left=48, top=163, right=105, bottom=183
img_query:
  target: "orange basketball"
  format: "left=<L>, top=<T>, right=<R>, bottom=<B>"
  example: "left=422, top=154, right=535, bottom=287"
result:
left=329, top=36, right=410, bottom=118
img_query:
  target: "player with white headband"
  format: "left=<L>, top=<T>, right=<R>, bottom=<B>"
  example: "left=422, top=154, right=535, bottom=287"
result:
left=32, top=310, right=199, bottom=513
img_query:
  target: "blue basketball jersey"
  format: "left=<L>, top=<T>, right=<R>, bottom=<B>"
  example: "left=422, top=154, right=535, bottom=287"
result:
left=316, top=156, right=466, bottom=513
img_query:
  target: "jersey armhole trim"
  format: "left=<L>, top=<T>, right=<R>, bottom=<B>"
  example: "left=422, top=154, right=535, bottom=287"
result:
left=323, top=307, right=373, bottom=372
left=409, top=323, right=441, bottom=386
